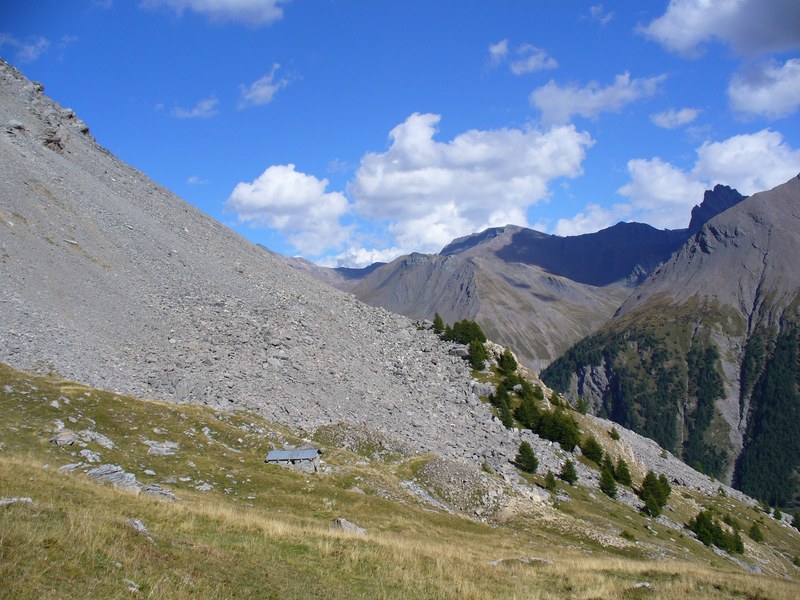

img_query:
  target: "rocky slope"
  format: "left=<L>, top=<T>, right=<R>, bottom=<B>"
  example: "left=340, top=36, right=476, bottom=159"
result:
left=543, top=175, right=800, bottom=505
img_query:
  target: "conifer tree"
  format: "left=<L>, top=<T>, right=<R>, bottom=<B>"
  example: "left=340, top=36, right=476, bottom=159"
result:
left=559, top=459, right=578, bottom=485
left=580, top=435, right=603, bottom=464
left=467, top=339, right=487, bottom=370
left=515, top=441, right=538, bottom=474
left=544, top=470, right=557, bottom=491
left=432, top=312, right=444, bottom=335
left=614, top=458, right=632, bottom=486
left=497, top=348, right=517, bottom=375
left=498, top=399, right=515, bottom=429
left=599, top=465, right=617, bottom=498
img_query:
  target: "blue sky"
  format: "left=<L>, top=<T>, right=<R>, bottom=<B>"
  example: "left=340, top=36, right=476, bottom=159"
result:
left=3, top=1, right=799, bottom=267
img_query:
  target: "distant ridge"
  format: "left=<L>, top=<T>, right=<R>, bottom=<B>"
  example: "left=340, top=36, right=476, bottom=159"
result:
left=288, top=184, right=746, bottom=370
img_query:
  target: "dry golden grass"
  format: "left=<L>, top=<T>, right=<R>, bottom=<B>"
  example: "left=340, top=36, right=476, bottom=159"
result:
left=2, top=363, right=800, bottom=599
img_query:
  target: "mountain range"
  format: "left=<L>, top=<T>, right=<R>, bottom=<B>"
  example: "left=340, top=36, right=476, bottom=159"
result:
left=293, top=186, right=745, bottom=372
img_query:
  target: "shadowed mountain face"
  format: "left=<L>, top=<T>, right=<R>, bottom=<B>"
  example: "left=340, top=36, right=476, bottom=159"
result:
left=333, top=186, right=745, bottom=371
left=542, top=175, right=800, bottom=505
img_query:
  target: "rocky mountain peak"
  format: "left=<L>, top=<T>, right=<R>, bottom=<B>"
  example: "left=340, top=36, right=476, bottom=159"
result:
left=688, top=184, right=747, bottom=234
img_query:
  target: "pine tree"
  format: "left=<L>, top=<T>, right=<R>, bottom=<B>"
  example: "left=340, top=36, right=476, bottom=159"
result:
left=514, top=394, right=539, bottom=431
left=656, top=474, right=672, bottom=506
left=468, top=339, right=487, bottom=370
left=580, top=435, right=603, bottom=464
left=544, top=470, right=557, bottom=491
left=576, top=397, right=588, bottom=414
left=599, top=466, right=617, bottom=498
left=498, top=400, right=515, bottom=429
left=559, top=460, right=578, bottom=485
left=432, top=312, right=445, bottom=335
left=614, top=458, right=632, bottom=486
left=497, top=348, right=517, bottom=375
left=515, top=441, right=538, bottom=474
left=639, top=470, right=670, bottom=517
left=749, top=522, right=764, bottom=542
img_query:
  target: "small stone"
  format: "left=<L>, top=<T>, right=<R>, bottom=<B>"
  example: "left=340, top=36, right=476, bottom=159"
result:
left=80, top=449, right=101, bottom=463
left=50, top=430, right=78, bottom=446
left=0, top=497, right=33, bottom=506
left=330, top=517, right=366, bottom=535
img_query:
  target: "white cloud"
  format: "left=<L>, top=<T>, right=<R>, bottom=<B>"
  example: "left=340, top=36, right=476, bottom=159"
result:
left=510, top=44, right=558, bottom=75
left=171, top=96, right=218, bottom=119
left=141, top=0, right=287, bottom=26
left=488, top=39, right=509, bottom=66
left=640, top=0, right=800, bottom=57
left=530, top=72, right=665, bottom=124
left=589, top=4, right=614, bottom=26
left=554, top=203, right=624, bottom=236
left=615, top=129, right=800, bottom=229
left=323, top=246, right=404, bottom=269
left=238, top=64, right=289, bottom=108
left=225, top=164, right=350, bottom=255
left=187, top=175, right=208, bottom=185
left=617, top=158, right=708, bottom=228
left=349, top=113, right=593, bottom=253
left=693, top=129, right=800, bottom=193
left=488, top=39, right=557, bottom=75
left=0, top=34, right=50, bottom=63
left=728, top=58, right=800, bottom=119
left=650, top=107, right=700, bottom=129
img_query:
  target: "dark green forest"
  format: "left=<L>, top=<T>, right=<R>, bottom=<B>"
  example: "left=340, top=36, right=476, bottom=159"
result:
left=543, top=316, right=800, bottom=507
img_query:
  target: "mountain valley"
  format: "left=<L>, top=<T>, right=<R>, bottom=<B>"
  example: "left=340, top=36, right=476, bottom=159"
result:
left=2, top=57, right=800, bottom=598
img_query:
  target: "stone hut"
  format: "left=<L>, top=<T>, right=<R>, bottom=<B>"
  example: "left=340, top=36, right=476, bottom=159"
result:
left=265, top=448, right=322, bottom=473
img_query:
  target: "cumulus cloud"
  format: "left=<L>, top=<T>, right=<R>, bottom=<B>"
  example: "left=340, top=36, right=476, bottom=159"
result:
left=141, top=0, right=288, bottom=26
left=488, top=39, right=557, bottom=74
left=238, top=64, right=289, bottom=108
left=487, top=39, right=509, bottom=66
left=693, top=129, right=800, bottom=193
left=617, top=158, right=708, bottom=228
left=615, top=129, right=800, bottom=229
left=530, top=72, right=665, bottom=124
left=554, top=203, right=625, bottom=237
left=0, top=34, right=50, bottom=63
left=323, top=246, right=405, bottom=269
left=225, top=164, right=350, bottom=255
left=171, top=96, right=219, bottom=119
left=510, top=44, right=558, bottom=75
left=640, top=0, right=800, bottom=57
left=588, top=4, right=614, bottom=26
left=650, top=107, right=700, bottom=129
left=728, top=58, right=800, bottom=118
left=349, top=112, right=593, bottom=253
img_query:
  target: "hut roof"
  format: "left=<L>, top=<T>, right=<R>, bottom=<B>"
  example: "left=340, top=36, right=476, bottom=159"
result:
left=265, top=448, right=320, bottom=462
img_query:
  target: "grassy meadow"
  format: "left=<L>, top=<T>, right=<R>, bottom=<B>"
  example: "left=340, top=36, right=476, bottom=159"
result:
left=1, top=363, right=799, bottom=599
